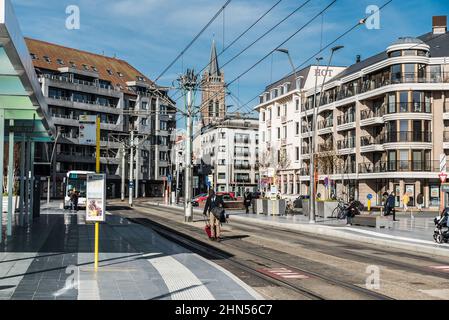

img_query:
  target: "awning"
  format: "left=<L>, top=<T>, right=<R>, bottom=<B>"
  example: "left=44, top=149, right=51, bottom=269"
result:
left=0, top=0, right=55, bottom=141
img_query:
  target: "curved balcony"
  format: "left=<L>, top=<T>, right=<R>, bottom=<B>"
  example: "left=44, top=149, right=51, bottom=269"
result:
left=384, top=131, right=431, bottom=143
left=360, top=135, right=385, bottom=153
left=359, top=160, right=438, bottom=174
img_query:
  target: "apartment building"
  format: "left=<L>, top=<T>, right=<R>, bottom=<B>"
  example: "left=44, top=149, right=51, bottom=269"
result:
left=193, top=115, right=259, bottom=197
left=255, top=65, right=345, bottom=198
left=299, top=16, right=449, bottom=209
left=26, top=38, right=176, bottom=198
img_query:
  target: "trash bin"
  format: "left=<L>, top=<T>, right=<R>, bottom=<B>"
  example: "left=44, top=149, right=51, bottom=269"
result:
left=33, top=177, right=41, bottom=219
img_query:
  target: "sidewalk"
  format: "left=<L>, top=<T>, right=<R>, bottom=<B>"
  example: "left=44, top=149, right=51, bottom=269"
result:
left=0, top=202, right=261, bottom=300
left=144, top=200, right=449, bottom=258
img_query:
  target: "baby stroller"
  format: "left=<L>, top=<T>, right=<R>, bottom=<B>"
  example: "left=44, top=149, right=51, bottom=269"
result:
left=433, top=209, right=449, bottom=244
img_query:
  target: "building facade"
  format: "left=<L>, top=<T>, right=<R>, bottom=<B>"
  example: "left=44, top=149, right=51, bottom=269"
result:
left=193, top=115, right=259, bottom=197
left=255, top=65, right=345, bottom=198
left=26, top=38, right=176, bottom=198
left=299, top=16, right=449, bottom=209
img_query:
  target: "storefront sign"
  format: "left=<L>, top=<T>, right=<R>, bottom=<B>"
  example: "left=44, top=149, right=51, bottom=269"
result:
left=86, top=173, right=106, bottom=222
left=431, top=186, right=440, bottom=198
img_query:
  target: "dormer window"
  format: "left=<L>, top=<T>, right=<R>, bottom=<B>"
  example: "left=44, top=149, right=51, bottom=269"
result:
left=43, top=56, right=51, bottom=63
left=69, top=61, right=76, bottom=68
left=117, top=72, right=124, bottom=77
left=56, top=58, right=64, bottom=65
left=30, top=53, right=37, bottom=60
left=107, top=69, right=113, bottom=75
left=82, top=64, right=89, bottom=71
left=92, top=66, right=98, bottom=72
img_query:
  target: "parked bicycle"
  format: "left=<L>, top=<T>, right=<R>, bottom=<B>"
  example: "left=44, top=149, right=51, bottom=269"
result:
left=331, top=198, right=348, bottom=219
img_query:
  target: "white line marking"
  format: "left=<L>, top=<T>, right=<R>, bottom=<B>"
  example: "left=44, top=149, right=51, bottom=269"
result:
left=148, top=256, right=214, bottom=300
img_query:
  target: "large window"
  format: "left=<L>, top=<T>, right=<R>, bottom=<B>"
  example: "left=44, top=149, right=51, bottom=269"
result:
left=388, top=93, right=396, bottom=113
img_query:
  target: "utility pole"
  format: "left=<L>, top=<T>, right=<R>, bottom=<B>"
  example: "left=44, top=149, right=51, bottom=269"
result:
left=121, top=142, right=126, bottom=201
left=135, top=136, right=139, bottom=199
left=178, top=69, right=198, bottom=223
left=309, top=57, right=323, bottom=224
left=129, top=130, right=134, bottom=207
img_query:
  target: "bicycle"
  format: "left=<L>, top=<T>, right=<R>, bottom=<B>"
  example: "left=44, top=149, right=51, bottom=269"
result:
left=331, top=198, right=348, bottom=219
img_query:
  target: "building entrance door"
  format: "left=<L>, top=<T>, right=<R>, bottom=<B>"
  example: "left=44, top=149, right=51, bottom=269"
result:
left=405, top=184, right=415, bottom=206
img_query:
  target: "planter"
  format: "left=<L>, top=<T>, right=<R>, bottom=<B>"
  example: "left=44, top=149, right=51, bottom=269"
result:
left=301, top=200, right=337, bottom=218
left=266, top=199, right=286, bottom=216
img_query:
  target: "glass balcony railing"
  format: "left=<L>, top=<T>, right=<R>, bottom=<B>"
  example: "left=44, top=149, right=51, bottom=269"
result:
left=317, top=119, right=333, bottom=130
left=360, top=105, right=386, bottom=120
left=384, top=131, right=432, bottom=143
left=360, top=135, right=385, bottom=146
left=359, top=160, right=438, bottom=173
left=337, top=113, right=355, bottom=125
left=336, top=137, right=356, bottom=149
left=387, top=102, right=431, bottom=114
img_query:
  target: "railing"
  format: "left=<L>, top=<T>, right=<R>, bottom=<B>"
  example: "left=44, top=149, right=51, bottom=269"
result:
left=444, top=131, right=449, bottom=142
left=234, top=152, right=250, bottom=157
left=334, top=163, right=357, bottom=174
left=387, top=102, right=431, bottom=114
left=359, top=160, right=439, bottom=173
left=281, top=115, right=287, bottom=123
left=317, top=118, right=333, bottom=130
left=41, top=74, right=116, bottom=91
left=360, top=105, right=386, bottom=120
left=337, top=113, right=355, bottom=125
left=301, top=146, right=310, bottom=154
left=337, top=137, right=355, bottom=149
left=360, top=135, right=385, bottom=146
left=234, top=138, right=250, bottom=144
left=234, top=164, right=251, bottom=170
left=318, top=142, right=333, bottom=152
left=384, top=131, right=432, bottom=143
left=299, top=168, right=309, bottom=176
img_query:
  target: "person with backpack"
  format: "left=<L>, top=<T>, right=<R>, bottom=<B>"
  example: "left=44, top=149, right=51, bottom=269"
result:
left=70, top=189, right=79, bottom=212
left=203, top=189, right=225, bottom=242
left=416, top=193, right=424, bottom=213
left=386, top=192, right=397, bottom=221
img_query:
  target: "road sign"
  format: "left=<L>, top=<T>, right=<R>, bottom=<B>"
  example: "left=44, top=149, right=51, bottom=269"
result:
left=440, top=154, right=447, bottom=172
left=324, top=177, right=329, bottom=187
left=129, top=181, right=134, bottom=188
left=86, top=173, right=106, bottom=223
left=439, top=172, right=447, bottom=183
left=367, top=194, right=373, bottom=200
left=79, top=115, right=97, bottom=145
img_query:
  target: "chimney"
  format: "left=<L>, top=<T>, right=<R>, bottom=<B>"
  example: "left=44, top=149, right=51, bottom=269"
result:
left=432, top=16, right=447, bottom=35
left=356, top=55, right=361, bottom=63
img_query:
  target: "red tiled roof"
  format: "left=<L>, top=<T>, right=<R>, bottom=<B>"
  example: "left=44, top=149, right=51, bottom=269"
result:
left=25, top=37, right=154, bottom=94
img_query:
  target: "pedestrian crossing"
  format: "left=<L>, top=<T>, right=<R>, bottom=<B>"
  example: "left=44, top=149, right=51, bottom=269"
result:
left=429, top=265, right=449, bottom=272
left=258, top=267, right=309, bottom=280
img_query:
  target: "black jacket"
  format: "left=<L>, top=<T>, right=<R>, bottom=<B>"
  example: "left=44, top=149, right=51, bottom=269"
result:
left=243, top=192, right=252, bottom=204
left=203, top=195, right=225, bottom=216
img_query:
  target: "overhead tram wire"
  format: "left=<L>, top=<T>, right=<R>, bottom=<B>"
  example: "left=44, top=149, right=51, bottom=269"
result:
left=169, top=0, right=284, bottom=102
left=171, top=0, right=337, bottom=124
left=191, top=0, right=337, bottom=119
left=155, top=0, right=232, bottom=83
left=229, top=0, right=394, bottom=116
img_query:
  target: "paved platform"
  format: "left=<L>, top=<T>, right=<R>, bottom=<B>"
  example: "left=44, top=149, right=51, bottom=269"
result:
left=143, top=200, right=449, bottom=258
left=0, top=203, right=262, bottom=300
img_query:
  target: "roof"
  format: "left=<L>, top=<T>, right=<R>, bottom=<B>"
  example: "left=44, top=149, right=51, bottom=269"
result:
left=208, top=39, right=221, bottom=77
left=264, top=66, right=312, bottom=93
left=330, top=30, right=449, bottom=82
left=25, top=38, right=156, bottom=95
left=0, top=0, right=55, bottom=141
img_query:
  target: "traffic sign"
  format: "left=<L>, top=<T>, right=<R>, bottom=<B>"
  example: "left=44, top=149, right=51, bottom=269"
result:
left=367, top=194, right=373, bottom=200
left=129, top=181, right=134, bottom=188
left=439, top=172, right=447, bottom=183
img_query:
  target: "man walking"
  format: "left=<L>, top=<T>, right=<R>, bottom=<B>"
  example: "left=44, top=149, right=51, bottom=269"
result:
left=243, top=189, right=253, bottom=214
left=203, top=189, right=225, bottom=242
left=416, top=193, right=424, bottom=213
left=387, top=192, right=397, bottom=221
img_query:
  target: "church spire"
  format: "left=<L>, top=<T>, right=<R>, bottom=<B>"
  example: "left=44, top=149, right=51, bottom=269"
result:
left=208, top=39, right=221, bottom=77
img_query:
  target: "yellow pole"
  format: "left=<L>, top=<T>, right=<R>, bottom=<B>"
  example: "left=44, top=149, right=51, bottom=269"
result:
left=94, top=116, right=100, bottom=271
left=367, top=199, right=371, bottom=212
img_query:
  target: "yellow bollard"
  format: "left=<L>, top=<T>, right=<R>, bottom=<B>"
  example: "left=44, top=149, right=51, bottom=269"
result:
left=367, top=199, right=371, bottom=212
left=94, top=222, right=99, bottom=270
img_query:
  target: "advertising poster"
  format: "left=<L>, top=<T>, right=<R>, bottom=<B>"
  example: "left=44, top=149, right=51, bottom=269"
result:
left=79, top=115, right=97, bottom=145
left=86, top=173, right=106, bottom=222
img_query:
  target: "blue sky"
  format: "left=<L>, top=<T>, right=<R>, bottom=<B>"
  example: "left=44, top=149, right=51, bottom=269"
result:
left=10, top=0, right=449, bottom=125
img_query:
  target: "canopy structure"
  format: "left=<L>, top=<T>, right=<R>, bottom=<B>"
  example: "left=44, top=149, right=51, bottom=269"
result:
left=0, top=0, right=56, bottom=238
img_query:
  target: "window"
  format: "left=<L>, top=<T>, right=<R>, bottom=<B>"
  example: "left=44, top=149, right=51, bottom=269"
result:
left=429, top=65, right=442, bottom=82
left=277, top=127, right=281, bottom=139
left=92, top=66, right=98, bottom=72
left=218, top=173, right=226, bottom=180
left=43, top=56, right=51, bottom=63
left=283, top=126, right=287, bottom=139
left=388, top=93, right=396, bottom=113
left=160, top=121, right=167, bottom=130
left=295, top=100, right=300, bottom=111
left=159, top=151, right=168, bottom=161
left=117, top=72, right=124, bottom=77
left=141, top=101, right=148, bottom=110
left=388, top=50, right=401, bottom=58
left=296, top=147, right=300, bottom=161
left=277, top=105, right=281, bottom=117
left=220, top=132, right=226, bottom=139
left=404, top=64, right=415, bottom=82
left=159, top=167, right=167, bottom=176
left=107, top=69, right=113, bottom=75
left=391, top=64, right=401, bottom=83
left=399, top=91, right=408, bottom=112
left=30, top=53, right=37, bottom=60
left=295, top=122, right=300, bottom=135
left=262, top=111, right=265, bottom=122
left=141, top=118, right=148, bottom=126
left=69, top=61, right=76, bottom=68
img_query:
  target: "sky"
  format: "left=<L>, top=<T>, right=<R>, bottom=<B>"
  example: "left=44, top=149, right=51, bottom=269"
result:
left=9, top=0, right=449, bottom=127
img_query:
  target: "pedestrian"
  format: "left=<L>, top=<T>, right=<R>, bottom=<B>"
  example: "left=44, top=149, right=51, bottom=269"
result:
left=416, top=193, right=424, bottom=213
left=387, top=192, right=397, bottom=221
left=402, top=192, right=410, bottom=213
left=203, top=189, right=225, bottom=242
left=382, top=191, right=389, bottom=216
left=70, top=189, right=79, bottom=212
left=243, top=189, right=253, bottom=214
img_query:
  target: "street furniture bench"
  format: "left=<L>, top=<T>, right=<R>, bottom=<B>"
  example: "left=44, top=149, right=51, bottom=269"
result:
left=352, top=215, right=393, bottom=229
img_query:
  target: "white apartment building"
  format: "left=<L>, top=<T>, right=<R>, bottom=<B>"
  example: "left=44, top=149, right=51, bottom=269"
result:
left=193, top=115, right=259, bottom=197
left=255, top=65, right=345, bottom=198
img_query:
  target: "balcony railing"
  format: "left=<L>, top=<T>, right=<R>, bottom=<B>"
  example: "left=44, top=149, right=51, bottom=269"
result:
left=234, top=152, right=250, bottom=157
left=387, top=102, right=431, bottom=114
left=337, top=137, right=355, bottom=149
left=41, top=74, right=116, bottom=91
left=360, top=135, right=385, bottom=146
left=384, top=131, right=432, bottom=143
left=234, top=164, right=251, bottom=170
left=337, top=113, right=355, bottom=125
left=234, top=138, right=250, bottom=144
left=359, top=160, right=438, bottom=173
left=317, top=118, right=333, bottom=130
left=360, top=105, right=386, bottom=120
left=318, top=142, right=333, bottom=152
left=302, top=146, right=310, bottom=154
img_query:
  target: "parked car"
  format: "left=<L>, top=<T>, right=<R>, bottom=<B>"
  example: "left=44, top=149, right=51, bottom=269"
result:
left=216, top=192, right=236, bottom=201
left=191, top=193, right=208, bottom=207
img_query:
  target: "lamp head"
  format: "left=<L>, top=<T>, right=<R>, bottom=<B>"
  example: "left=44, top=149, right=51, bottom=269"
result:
left=331, top=45, right=344, bottom=52
left=275, top=48, right=289, bottom=54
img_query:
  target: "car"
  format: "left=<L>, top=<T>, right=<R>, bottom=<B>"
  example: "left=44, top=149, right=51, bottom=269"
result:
left=191, top=193, right=208, bottom=206
left=216, top=192, right=236, bottom=201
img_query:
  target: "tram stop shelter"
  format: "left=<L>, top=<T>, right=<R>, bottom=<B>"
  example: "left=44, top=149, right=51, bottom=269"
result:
left=0, top=0, right=56, bottom=240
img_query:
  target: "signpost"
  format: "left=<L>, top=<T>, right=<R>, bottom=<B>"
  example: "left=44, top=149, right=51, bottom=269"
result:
left=367, top=193, right=373, bottom=212
left=440, top=153, right=447, bottom=216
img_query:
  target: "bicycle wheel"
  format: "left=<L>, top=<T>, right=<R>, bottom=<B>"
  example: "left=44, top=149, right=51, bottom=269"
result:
left=337, top=207, right=346, bottom=220
left=331, top=206, right=340, bottom=218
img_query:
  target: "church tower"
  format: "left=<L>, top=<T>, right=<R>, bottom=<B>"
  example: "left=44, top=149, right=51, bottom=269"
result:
left=200, top=40, right=226, bottom=126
